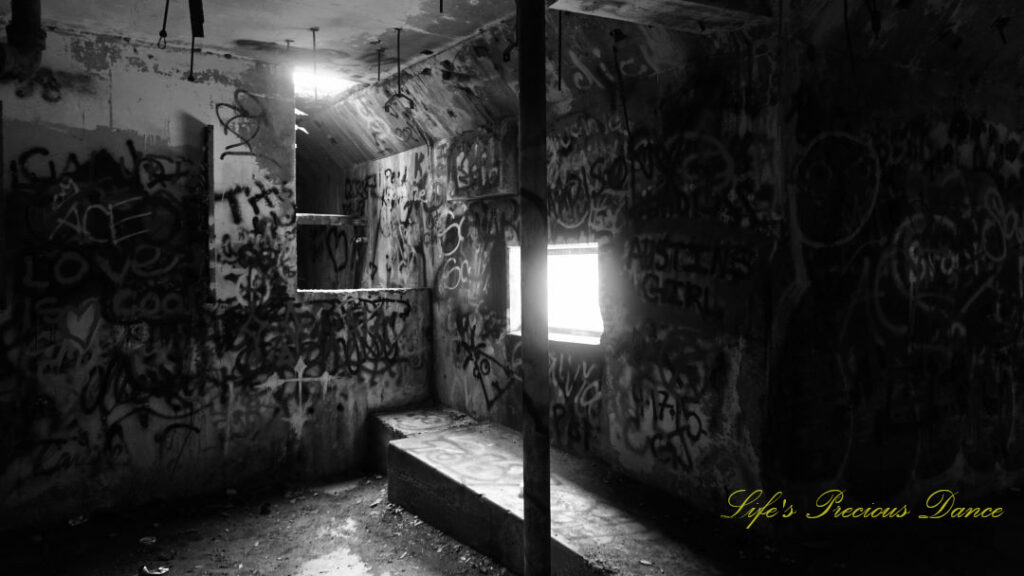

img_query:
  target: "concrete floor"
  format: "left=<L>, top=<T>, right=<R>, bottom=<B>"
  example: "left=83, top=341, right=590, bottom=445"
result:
left=2, top=474, right=1021, bottom=576
left=2, top=477, right=510, bottom=576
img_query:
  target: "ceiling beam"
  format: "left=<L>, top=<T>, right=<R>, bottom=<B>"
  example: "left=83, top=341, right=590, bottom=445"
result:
left=549, top=0, right=772, bottom=33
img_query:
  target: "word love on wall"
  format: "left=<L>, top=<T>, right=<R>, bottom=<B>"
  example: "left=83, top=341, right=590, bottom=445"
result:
left=8, top=142, right=205, bottom=324
left=2, top=139, right=209, bottom=484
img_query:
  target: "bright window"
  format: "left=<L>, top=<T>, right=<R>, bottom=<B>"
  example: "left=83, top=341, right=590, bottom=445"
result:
left=293, top=67, right=358, bottom=99
left=508, top=243, right=603, bottom=345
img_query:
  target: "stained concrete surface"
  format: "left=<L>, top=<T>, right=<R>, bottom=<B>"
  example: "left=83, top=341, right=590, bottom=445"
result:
left=389, top=423, right=729, bottom=575
left=368, top=408, right=480, bottom=473
left=391, top=421, right=1024, bottom=576
left=1, top=477, right=510, bottom=576
left=2, top=469, right=1021, bottom=576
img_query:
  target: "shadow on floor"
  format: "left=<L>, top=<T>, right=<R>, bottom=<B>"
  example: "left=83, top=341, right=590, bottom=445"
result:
left=0, top=476, right=510, bottom=576
left=1, top=473, right=1019, bottom=576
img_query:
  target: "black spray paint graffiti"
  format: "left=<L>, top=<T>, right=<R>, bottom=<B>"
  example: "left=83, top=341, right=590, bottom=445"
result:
left=10, top=67, right=95, bottom=103
left=450, top=131, right=502, bottom=199
left=343, top=173, right=376, bottom=217
left=429, top=191, right=520, bottom=415
left=620, top=323, right=734, bottom=472
left=362, top=149, right=434, bottom=288
left=12, top=143, right=199, bottom=243
left=436, top=201, right=518, bottom=304
left=2, top=139, right=210, bottom=482
left=548, top=113, right=630, bottom=241
left=351, top=97, right=398, bottom=156
left=550, top=350, right=603, bottom=452
left=771, top=112, right=1024, bottom=492
left=8, top=142, right=205, bottom=325
left=785, top=122, right=1024, bottom=349
left=623, top=234, right=761, bottom=321
left=298, top=224, right=356, bottom=289
left=626, top=236, right=757, bottom=283
left=792, top=132, right=880, bottom=248
left=548, top=113, right=778, bottom=243
left=561, top=41, right=653, bottom=96
left=216, top=89, right=281, bottom=167
left=215, top=218, right=416, bottom=383
left=323, top=227, right=350, bottom=278
left=436, top=198, right=522, bottom=412
left=453, top=310, right=521, bottom=410
left=214, top=180, right=295, bottom=228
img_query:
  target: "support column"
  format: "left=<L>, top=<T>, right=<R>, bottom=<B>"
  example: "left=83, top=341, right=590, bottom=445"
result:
left=518, top=1, right=550, bottom=575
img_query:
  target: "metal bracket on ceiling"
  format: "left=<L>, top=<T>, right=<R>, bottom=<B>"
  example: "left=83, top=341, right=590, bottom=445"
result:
left=369, top=38, right=383, bottom=82
left=383, top=27, right=416, bottom=116
left=384, top=92, right=416, bottom=117
left=504, top=0, right=520, bottom=63
left=158, top=0, right=170, bottom=48
left=395, top=27, right=402, bottom=94
left=310, top=26, right=320, bottom=101
left=188, top=0, right=205, bottom=38
left=186, top=0, right=205, bottom=81
left=187, top=35, right=197, bottom=81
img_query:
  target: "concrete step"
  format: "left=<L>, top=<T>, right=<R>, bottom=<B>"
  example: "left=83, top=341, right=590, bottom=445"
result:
left=366, top=408, right=479, bottom=473
left=385, top=417, right=729, bottom=576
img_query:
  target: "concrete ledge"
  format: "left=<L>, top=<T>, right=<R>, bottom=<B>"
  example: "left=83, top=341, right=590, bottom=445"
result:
left=387, top=421, right=726, bottom=576
left=388, top=427, right=595, bottom=575
left=368, top=408, right=478, bottom=473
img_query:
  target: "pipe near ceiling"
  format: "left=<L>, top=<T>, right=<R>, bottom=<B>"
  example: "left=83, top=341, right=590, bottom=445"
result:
left=1, top=0, right=47, bottom=79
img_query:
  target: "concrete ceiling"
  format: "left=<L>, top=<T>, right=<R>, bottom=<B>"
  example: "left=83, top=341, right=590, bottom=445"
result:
left=550, top=0, right=771, bottom=33
left=3, top=0, right=516, bottom=102
left=3, top=0, right=784, bottom=114
left=9, top=0, right=782, bottom=172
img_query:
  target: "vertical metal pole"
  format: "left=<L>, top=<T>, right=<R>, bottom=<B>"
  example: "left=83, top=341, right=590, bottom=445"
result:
left=311, top=27, right=319, bottom=102
left=204, top=125, right=216, bottom=300
left=558, top=11, right=563, bottom=91
left=518, top=1, right=549, bottom=575
left=1, top=101, right=5, bottom=294
left=396, top=28, right=402, bottom=95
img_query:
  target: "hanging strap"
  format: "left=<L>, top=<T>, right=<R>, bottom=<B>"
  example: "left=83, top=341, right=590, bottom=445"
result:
left=187, top=35, right=196, bottom=81
left=396, top=28, right=402, bottom=95
left=311, top=27, right=320, bottom=101
left=157, top=0, right=170, bottom=48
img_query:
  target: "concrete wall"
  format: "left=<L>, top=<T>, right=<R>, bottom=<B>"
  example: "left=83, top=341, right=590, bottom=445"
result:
left=8, top=0, right=1022, bottom=530
left=0, top=27, right=431, bottom=530
left=341, top=0, right=1024, bottom=513
left=343, top=12, right=773, bottom=508
left=763, top=0, right=1024, bottom=505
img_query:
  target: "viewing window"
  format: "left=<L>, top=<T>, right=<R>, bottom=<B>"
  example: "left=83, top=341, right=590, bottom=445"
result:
left=508, top=243, right=603, bottom=345
left=294, top=100, right=365, bottom=291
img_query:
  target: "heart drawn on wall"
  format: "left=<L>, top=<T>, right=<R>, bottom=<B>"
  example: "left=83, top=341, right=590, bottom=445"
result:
left=63, top=298, right=102, bottom=351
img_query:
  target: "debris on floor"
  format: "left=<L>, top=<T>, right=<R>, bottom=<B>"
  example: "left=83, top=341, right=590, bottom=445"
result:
left=2, top=476, right=511, bottom=576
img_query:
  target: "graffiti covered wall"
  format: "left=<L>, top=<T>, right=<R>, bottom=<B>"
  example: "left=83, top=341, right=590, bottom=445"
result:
left=764, top=0, right=1024, bottom=505
left=553, top=22, right=778, bottom=500
left=346, top=14, right=776, bottom=507
left=350, top=125, right=525, bottom=430
left=340, top=0, right=1024, bottom=512
left=0, top=27, right=431, bottom=529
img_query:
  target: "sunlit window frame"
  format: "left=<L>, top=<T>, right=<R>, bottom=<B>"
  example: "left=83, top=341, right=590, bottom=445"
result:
left=507, top=242, right=603, bottom=345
